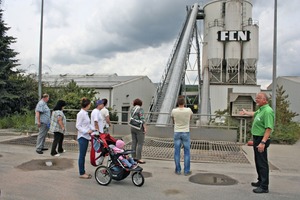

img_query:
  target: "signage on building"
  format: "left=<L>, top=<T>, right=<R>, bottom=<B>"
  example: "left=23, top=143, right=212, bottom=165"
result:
left=217, top=30, right=251, bottom=41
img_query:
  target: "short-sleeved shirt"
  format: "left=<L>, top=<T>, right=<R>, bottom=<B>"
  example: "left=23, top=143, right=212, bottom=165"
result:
left=100, top=107, right=110, bottom=128
left=49, top=110, right=66, bottom=133
left=251, top=104, right=275, bottom=136
left=171, top=107, right=193, bottom=132
left=91, top=108, right=104, bottom=133
left=35, top=99, right=50, bottom=124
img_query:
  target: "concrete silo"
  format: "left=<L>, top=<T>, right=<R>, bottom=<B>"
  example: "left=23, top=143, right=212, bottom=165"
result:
left=242, top=0, right=259, bottom=85
left=200, top=0, right=259, bottom=123
left=225, top=0, right=242, bottom=84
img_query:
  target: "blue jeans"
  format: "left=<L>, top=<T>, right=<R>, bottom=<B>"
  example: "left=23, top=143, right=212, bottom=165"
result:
left=121, top=157, right=136, bottom=168
left=174, top=132, right=190, bottom=174
left=78, top=137, right=89, bottom=175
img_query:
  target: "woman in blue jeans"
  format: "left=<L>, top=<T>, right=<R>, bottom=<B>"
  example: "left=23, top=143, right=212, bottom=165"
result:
left=76, top=97, right=93, bottom=179
left=171, top=96, right=193, bottom=176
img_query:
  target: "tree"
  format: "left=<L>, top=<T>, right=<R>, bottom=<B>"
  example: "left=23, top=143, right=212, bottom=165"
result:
left=269, top=85, right=300, bottom=144
left=0, top=3, right=21, bottom=117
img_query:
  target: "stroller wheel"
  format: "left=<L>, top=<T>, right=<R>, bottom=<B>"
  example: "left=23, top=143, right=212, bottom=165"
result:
left=95, top=166, right=112, bottom=186
left=132, top=172, right=144, bottom=187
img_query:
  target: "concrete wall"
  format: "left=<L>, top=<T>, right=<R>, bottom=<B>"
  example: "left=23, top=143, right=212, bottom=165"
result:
left=67, top=122, right=237, bottom=142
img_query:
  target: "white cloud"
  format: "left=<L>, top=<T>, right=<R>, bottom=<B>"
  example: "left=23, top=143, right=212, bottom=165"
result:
left=2, top=0, right=300, bottom=89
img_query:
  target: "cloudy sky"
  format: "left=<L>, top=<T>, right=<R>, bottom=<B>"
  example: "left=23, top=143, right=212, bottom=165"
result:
left=1, top=0, right=299, bottom=89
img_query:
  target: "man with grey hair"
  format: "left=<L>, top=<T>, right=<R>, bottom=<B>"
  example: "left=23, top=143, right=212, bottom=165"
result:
left=241, top=92, right=274, bottom=193
left=35, top=94, right=51, bottom=154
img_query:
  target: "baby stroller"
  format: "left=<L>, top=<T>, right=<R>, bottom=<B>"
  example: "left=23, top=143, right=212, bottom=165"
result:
left=90, top=131, right=118, bottom=166
left=94, top=144, right=145, bottom=187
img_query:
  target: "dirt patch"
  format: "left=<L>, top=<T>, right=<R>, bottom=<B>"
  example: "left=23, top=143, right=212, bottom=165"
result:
left=16, top=158, right=74, bottom=171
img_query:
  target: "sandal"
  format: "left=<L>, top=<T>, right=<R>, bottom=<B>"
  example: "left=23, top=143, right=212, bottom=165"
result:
left=79, top=174, right=92, bottom=179
left=137, top=160, right=146, bottom=164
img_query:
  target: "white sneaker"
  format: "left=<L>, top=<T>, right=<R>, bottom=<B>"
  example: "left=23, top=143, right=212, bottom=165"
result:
left=54, top=154, right=61, bottom=157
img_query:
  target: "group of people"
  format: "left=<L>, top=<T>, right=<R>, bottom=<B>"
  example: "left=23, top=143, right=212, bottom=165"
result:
left=75, top=97, right=113, bottom=179
left=35, top=92, right=274, bottom=193
left=172, top=92, right=274, bottom=194
left=35, top=94, right=67, bottom=157
left=75, top=97, right=147, bottom=179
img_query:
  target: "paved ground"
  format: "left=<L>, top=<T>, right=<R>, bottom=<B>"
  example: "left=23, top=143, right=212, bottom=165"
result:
left=0, top=130, right=299, bottom=200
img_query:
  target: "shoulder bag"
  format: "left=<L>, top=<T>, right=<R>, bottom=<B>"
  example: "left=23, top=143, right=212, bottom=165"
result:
left=128, top=106, right=143, bottom=130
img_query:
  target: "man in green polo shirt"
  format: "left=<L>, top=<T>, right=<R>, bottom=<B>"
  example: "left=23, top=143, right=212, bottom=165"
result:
left=241, top=92, right=274, bottom=194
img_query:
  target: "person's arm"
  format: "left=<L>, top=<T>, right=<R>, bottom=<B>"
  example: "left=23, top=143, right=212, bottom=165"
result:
left=57, top=116, right=65, bottom=132
left=105, top=115, right=111, bottom=126
left=94, top=121, right=99, bottom=131
left=240, top=108, right=255, bottom=116
left=257, top=128, right=272, bottom=153
left=36, top=111, right=41, bottom=127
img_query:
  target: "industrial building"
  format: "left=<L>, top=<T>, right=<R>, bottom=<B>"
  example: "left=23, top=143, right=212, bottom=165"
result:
left=267, top=76, right=300, bottom=122
left=40, top=73, right=156, bottom=123
left=148, top=0, right=261, bottom=126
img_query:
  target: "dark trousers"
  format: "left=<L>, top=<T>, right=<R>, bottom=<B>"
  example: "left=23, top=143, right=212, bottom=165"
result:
left=253, top=136, right=270, bottom=190
left=51, top=132, right=64, bottom=155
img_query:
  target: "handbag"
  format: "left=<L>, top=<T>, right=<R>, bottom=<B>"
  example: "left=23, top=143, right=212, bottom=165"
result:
left=128, top=106, right=143, bottom=130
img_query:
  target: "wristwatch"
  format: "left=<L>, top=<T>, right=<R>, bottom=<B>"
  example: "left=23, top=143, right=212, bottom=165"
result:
left=260, top=141, right=266, bottom=144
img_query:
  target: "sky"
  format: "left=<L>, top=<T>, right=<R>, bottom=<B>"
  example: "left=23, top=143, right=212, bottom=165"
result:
left=1, top=0, right=299, bottom=89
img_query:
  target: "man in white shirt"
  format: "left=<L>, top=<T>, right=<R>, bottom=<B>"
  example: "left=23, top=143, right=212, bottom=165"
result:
left=171, top=96, right=193, bottom=176
left=90, top=99, right=105, bottom=165
left=100, top=98, right=111, bottom=133
left=91, top=100, right=104, bottom=133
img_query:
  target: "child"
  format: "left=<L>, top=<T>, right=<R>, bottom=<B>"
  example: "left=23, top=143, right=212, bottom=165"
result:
left=113, top=140, right=137, bottom=169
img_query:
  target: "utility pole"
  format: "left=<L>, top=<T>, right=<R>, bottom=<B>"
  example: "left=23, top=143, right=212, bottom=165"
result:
left=38, top=0, right=44, bottom=99
left=272, top=0, right=277, bottom=122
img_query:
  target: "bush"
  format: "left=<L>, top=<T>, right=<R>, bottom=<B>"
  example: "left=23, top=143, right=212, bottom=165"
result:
left=0, top=110, right=37, bottom=132
left=272, top=122, right=300, bottom=144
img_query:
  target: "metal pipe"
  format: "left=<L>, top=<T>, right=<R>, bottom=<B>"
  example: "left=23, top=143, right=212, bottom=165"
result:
left=272, top=0, right=277, bottom=123
left=38, top=0, right=44, bottom=99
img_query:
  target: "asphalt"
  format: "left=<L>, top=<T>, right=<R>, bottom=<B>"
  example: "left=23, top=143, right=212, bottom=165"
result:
left=0, top=131, right=299, bottom=200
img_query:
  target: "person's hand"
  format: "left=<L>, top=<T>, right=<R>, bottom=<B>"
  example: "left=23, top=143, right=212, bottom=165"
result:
left=240, top=109, right=247, bottom=115
left=37, top=122, right=41, bottom=128
left=257, top=143, right=265, bottom=153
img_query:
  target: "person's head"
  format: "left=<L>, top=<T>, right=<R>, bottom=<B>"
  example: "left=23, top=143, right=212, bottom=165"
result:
left=133, top=98, right=143, bottom=106
left=116, top=140, right=125, bottom=149
left=95, top=99, right=104, bottom=109
left=177, top=95, right=185, bottom=106
left=255, top=92, right=268, bottom=107
left=42, top=94, right=49, bottom=102
left=80, top=97, right=91, bottom=109
left=101, top=98, right=108, bottom=107
left=53, top=100, right=66, bottom=111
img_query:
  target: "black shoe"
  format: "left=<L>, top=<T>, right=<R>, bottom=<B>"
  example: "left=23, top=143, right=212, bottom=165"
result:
left=251, top=182, right=261, bottom=187
left=42, top=148, right=48, bottom=151
left=253, top=187, right=269, bottom=193
left=36, top=150, right=43, bottom=154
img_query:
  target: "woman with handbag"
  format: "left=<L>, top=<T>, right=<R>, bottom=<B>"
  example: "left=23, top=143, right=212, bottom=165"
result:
left=130, top=98, right=147, bottom=164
